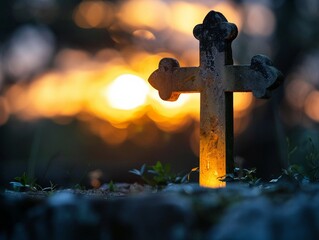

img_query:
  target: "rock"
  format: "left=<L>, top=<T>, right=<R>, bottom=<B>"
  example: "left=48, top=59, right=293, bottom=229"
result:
left=3, top=184, right=319, bottom=240
left=12, top=192, right=101, bottom=240
left=270, top=194, right=319, bottom=240
left=103, top=193, right=194, bottom=240
left=2, top=191, right=195, bottom=240
left=210, top=197, right=273, bottom=240
left=208, top=190, right=319, bottom=240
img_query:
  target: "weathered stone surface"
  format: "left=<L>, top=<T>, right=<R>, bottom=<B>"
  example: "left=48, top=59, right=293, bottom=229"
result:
left=210, top=192, right=319, bottom=240
left=148, top=10, right=283, bottom=188
left=105, top=194, right=194, bottom=240
left=211, top=197, right=274, bottom=240
left=2, top=184, right=319, bottom=240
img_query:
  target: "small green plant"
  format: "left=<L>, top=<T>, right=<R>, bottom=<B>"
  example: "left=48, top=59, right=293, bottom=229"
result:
left=304, top=138, right=319, bottom=181
left=108, top=180, right=116, bottom=192
left=218, top=167, right=261, bottom=186
left=295, top=137, right=319, bottom=182
left=40, top=181, right=57, bottom=193
left=10, top=172, right=40, bottom=191
left=270, top=164, right=308, bottom=185
left=185, top=167, right=199, bottom=182
left=73, top=183, right=86, bottom=190
left=129, top=161, right=189, bottom=188
left=270, top=137, right=319, bottom=185
left=268, top=137, right=304, bottom=184
left=10, top=173, right=57, bottom=193
left=287, top=137, right=298, bottom=164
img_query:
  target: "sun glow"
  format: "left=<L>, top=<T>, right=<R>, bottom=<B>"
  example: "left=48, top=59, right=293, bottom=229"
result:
left=105, top=74, right=149, bottom=110
left=1, top=0, right=255, bottom=145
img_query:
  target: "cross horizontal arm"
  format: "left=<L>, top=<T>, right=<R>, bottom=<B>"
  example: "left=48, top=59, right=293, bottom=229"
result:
left=148, top=58, right=201, bottom=101
left=224, top=55, right=283, bottom=98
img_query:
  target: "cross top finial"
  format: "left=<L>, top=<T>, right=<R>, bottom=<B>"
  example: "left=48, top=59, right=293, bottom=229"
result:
left=193, top=11, right=238, bottom=67
left=193, top=11, right=238, bottom=54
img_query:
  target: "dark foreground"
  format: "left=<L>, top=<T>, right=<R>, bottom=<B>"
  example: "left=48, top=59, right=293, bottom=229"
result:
left=1, top=183, right=319, bottom=240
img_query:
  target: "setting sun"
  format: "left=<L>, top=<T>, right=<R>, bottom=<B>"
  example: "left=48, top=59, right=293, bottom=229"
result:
left=105, top=74, right=149, bottom=110
left=2, top=1, right=255, bottom=137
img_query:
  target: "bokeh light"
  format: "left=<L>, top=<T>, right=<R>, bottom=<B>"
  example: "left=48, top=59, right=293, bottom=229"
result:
left=4, top=25, right=55, bottom=79
left=1, top=0, right=274, bottom=155
left=118, top=0, right=170, bottom=30
left=305, top=90, right=319, bottom=122
left=243, top=3, right=276, bottom=37
left=170, top=2, right=209, bottom=35
left=73, top=0, right=115, bottom=29
left=0, top=97, right=9, bottom=126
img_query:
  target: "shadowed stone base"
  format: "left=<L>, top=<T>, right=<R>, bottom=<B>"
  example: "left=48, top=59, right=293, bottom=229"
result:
left=1, top=183, right=319, bottom=240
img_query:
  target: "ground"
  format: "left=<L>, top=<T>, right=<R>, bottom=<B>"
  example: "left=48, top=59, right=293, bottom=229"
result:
left=1, top=182, right=319, bottom=240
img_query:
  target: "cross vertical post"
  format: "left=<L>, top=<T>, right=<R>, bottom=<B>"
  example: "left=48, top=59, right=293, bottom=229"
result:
left=148, top=11, right=283, bottom=188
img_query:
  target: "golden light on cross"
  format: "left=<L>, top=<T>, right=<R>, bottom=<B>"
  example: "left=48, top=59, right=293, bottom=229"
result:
left=148, top=11, right=282, bottom=188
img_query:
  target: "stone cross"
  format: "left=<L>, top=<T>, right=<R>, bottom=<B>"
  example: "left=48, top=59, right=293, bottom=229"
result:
left=148, top=11, right=283, bottom=188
